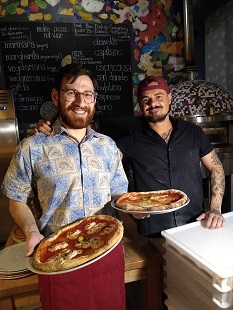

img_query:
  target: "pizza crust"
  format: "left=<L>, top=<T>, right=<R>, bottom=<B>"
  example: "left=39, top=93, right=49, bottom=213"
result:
left=32, top=215, right=123, bottom=272
left=115, top=189, right=189, bottom=212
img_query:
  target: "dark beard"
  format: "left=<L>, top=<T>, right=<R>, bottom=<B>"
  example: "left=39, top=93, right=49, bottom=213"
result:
left=58, top=104, right=95, bottom=129
left=145, top=111, right=169, bottom=123
left=144, top=104, right=171, bottom=123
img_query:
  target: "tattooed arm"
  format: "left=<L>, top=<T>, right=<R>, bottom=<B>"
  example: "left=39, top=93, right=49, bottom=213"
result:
left=196, top=149, right=225, bottom=229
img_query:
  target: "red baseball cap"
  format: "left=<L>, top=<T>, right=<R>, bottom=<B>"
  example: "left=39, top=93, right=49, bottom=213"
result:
left=137, top=76, right=170, bottom=99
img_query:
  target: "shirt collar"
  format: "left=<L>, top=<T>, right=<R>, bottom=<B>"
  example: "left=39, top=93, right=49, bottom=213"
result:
left=52, top=119, right=101, bottom=141
left=142, top=116, right=178, bottom=136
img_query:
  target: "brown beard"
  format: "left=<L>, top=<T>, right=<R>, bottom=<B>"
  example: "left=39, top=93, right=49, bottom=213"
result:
left=58, top=102, right=95, bottom=129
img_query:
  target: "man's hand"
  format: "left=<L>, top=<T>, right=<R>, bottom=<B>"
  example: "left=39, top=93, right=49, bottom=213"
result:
left=25, top=231, right=44, bottom=256
left=196, top=209, right=225, bottom=229
left=34, top=119, right=52, bottom=136
left=132, top=213, right=150, bottom=219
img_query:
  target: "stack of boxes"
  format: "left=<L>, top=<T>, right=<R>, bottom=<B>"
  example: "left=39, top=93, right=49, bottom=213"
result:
left=162, top=212, right=233, bottom=310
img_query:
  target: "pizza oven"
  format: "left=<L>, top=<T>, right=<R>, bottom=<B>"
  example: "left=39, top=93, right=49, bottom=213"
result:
left=174, top=113, right=233, bottom=176
left=168, top=0, right=233, bottom=212
left=170, top=79, right=233, bottom=178
left=169, top=79, right=233, bottom=214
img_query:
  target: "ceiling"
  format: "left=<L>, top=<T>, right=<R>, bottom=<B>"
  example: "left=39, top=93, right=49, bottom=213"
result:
left=193, top=0, right=231, bottom=20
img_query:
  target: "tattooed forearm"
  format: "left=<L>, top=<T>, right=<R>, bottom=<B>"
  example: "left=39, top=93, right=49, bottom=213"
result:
left=210, top=150, right=222, bottom=166
left=206, top=208, right=222, bottom=216
left=211, top=168, right=225, bottom=198
left=209, top=151, right=225, bottom=211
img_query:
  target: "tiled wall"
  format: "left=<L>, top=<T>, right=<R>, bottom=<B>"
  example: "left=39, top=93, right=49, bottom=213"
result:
left=205, top=1, right=233, bottom=96
left=168, top=0, right=233, bottom=117
left=170, top=80, right=233, bottom=116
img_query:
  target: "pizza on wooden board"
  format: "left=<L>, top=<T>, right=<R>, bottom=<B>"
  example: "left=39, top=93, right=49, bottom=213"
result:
left=115, top=189, right=189, bottom=212
left=32, top=215, right=123, bottom=272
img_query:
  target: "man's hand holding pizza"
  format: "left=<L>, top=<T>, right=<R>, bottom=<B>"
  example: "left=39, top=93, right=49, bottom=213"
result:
left=9, top=200, right=44, bottom=257
left=132, top=213, right=150, bottom=219
left=25, top=230, right=44, bottom=257
left=32, top=215, right=123, bottom=272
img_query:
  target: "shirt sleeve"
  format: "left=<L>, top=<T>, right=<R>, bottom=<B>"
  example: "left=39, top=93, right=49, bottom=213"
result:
left=1, top=143, right=34, bottom=203
left=109, top=144, right=128, bottom=195
left=116, top=133, right=133, bottom=164
left=199, top=126, right=214, bottom=158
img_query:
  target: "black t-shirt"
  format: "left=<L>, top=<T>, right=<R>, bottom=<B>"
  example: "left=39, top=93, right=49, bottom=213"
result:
left=117, top=117, right=213, bottom=237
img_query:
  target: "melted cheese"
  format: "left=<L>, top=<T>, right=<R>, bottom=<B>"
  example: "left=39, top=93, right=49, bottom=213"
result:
left=48, top=242, right=68, bottom=252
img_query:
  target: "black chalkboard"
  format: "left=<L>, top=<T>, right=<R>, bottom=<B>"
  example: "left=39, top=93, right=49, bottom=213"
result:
left=73, top=23, right=133, bottom=118
left=0, top=22, right=133, bottom=129
left=0, top=23, right=73, bottom=126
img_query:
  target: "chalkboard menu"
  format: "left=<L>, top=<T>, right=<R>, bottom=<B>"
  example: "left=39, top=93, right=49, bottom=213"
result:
left=0, top=22, right=133, bottom=127
left=73, top=23, right=133, bottom=119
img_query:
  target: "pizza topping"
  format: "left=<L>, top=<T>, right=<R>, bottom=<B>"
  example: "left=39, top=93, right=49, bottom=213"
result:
left=45, top=248, right=70, bottom=263
left=120, top=192, right=183, bottom=205
left=89, top=236, right=104, bottom=249
left=85, top=222, right=96, bottom=230
left=78, top=236, right=84, bottom=242
left=48, top=242, right=68, bottom=252
left=32, top=215, right=124, bottom=272
left=99, top=224, right=116, bottom=235
left=115, top=190, right=189, bottom=212
left=66, top=230, right=81, bottom=239
left=66, top=250, right=79, bottom=260
left=79, top=236, right=104, bottom=249
left=86, top=222, right=107, bottom=234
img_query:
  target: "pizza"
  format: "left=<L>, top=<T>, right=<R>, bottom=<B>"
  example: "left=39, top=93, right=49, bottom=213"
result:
left=115, top=189, right=189, bottom=212
left=32, top=215, right=123, bottom=272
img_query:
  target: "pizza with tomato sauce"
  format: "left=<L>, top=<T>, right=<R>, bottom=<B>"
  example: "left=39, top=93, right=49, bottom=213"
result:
left=32, top=215, right=123, bottom=272
left=115, top=189, right=189, bottom=212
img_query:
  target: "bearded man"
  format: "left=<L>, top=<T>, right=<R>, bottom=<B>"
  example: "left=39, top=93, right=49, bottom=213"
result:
left=2, top=64, right=128, bottom=310
left=117, top=76, right=225, bottom=238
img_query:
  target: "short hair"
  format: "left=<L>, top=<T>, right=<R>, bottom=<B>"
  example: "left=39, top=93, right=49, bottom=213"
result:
left=54, top=63, right=98, bottom=91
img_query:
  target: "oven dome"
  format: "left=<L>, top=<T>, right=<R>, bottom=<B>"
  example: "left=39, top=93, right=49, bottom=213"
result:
left=170, top=80, right=233, bottom=117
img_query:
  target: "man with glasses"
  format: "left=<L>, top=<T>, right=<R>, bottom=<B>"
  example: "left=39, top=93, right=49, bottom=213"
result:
left=34, top=74, right=226, bottom=236
left=60, top=88, right=98, bottom=103
left=2, top=63, right=128, bottom=310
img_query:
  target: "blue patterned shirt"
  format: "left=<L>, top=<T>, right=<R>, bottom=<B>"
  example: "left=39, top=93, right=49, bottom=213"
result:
left=2, top=120, right=128, bottom=236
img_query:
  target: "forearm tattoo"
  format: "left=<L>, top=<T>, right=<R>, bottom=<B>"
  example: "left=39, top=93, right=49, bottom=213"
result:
left=209, top=151, right=225, bottom=210
left=211, top=151, right=222, bottom=165
left=206, top=208, right=222, bottom=216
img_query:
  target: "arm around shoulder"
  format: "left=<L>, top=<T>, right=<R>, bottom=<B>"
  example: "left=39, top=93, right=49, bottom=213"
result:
left=34, top=119, right=53, bottom=136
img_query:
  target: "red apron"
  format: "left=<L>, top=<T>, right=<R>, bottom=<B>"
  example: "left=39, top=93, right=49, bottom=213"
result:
left=38, top=242, right=125, bottom=310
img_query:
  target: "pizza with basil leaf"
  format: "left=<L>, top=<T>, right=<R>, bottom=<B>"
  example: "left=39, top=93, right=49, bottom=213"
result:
left=32, top=215, right=123, bottom=272
left=115, top=189, right=189, bottom=212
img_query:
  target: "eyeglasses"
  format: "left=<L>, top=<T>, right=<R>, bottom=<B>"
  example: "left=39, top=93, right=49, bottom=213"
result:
left=60, top=89, right=98, bottom=104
